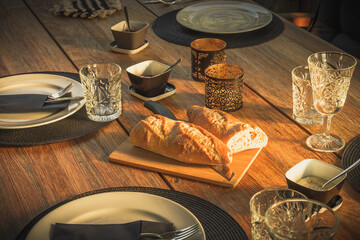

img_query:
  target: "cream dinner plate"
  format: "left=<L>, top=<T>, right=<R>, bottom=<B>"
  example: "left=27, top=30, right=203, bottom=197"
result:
left=0, top=73, right=85, bottom=129
left=25, top=192, right=206, bottom=240
left=176, top=1, right=272, bottom=34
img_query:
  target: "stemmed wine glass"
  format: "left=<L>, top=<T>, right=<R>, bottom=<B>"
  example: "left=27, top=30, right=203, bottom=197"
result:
left=306, top=51, right=357, bottom=152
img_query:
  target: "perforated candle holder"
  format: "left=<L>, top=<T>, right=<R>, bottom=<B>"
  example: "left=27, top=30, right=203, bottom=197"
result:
left=205, top=63, right=244, bottom=112
left=191, top=38, right=226, bottom=82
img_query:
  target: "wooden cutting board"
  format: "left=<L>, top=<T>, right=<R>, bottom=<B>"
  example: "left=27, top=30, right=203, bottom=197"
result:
left=109, top=139, right=263, bottom=188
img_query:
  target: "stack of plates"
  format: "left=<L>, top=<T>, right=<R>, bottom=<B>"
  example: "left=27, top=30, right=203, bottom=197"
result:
left=176, top=1, right=273, bottom=34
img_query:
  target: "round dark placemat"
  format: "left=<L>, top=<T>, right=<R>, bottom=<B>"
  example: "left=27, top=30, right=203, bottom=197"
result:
left=152, top=10, right=284, bottom=48
left=342, top=135, right=360, bottom=192
left=16, top=187, right=248, bottom=240
left=0, top=72, right=111, bottom=146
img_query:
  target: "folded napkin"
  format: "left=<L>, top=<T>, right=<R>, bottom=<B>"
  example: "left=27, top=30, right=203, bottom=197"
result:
left=0, top=94, right=71, bottom=113
left=50, top=0, right=122, bottom=19
left=51, top=220, right=174, bottom=240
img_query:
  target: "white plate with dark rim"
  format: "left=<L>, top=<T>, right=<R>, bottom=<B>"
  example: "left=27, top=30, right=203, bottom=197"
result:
left=25, top=192, right=206, bottom=240
left=176, top=1, right=272, bottom=34
left=0, top=73, right=85, bottom=129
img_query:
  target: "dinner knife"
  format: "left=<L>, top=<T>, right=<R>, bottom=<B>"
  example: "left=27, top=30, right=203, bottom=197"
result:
left=45, top=96, right=84, bottom=103
left=144, top=100, right=235, bottom=181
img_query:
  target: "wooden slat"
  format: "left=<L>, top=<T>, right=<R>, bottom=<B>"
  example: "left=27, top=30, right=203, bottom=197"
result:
left=0, top=0, right=75, bottom=74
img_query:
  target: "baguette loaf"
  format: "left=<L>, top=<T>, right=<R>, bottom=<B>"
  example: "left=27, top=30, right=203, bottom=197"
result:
left=187, top=106, right=268, bottom=153
left=129, top=114, right=232, bottom=165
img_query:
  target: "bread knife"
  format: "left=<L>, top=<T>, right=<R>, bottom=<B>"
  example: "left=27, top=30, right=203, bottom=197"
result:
left=143, top=100, right=235, bottom=181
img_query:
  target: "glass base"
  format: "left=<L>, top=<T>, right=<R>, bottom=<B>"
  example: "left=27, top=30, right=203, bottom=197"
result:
left=293, top=114, right=323, bottom=125
left=87, top=110, right=121, bottom=122
left=306, top=133, right=345, bottom=152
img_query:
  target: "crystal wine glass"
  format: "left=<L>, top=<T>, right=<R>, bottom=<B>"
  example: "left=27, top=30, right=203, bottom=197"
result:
left=306, top=51, right=357, bottom=152
left=265, top=199, right=340, bottom=240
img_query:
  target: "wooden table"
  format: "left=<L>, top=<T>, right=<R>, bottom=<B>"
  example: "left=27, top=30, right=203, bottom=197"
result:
left=1, top=0, right=359, bottom=239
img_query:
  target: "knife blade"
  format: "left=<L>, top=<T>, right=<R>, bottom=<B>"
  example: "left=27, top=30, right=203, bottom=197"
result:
left=144, top=100, right=235, bottom=181
left=45, top=96, right=84, bottom=103
left=211, top=164, right=235, bottom=181
left=144, top=101, right=177, bottom=120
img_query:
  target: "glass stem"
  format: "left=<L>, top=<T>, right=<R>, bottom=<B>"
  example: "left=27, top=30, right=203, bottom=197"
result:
left=322, top=115, right=333, bottom=139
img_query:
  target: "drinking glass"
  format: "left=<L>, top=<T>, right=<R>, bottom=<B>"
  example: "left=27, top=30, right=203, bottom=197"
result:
left=306, top=51, right=357, bottom=152
left=265, top=199, right=340, bottom=240
left=250, top=188, right=307, bottom=240
left=79, top=63, right=122, bottom=122
left=292, top=65, right=323, bottom=125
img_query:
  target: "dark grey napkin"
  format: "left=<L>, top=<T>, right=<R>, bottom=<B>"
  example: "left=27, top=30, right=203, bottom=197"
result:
left=0, top=94, right=70, bottom=113
left=51, top=220, right=174, bottom=240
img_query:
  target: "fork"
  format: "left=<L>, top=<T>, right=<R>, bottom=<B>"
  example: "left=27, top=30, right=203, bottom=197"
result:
left=48, top=83, right=73, bottom=99
left=143, top=0, right=178, bottom=6
left=140, top=223, right=199, bottom=239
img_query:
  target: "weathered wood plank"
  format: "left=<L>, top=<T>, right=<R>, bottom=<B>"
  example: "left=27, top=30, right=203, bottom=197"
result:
left=0, top=0, right=75, bottom=74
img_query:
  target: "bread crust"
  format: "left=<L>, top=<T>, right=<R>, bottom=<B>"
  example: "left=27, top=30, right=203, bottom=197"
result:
left=187, top=106, right=268, bottom=153
left=129, top=115, right=232, bottom=165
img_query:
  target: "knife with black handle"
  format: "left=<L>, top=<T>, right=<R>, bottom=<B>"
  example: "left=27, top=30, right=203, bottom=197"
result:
left=144, top=101, right=177, bottom=120
left=143, top=100, right=235, bottom=181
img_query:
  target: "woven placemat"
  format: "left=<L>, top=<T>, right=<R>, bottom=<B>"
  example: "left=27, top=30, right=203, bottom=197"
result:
left=152, top=10, right=284, bottom=48
left=342, top=135, right=360, bottom=192
left=16, top=187, right=248, bottom=240
left=0, top=72, right=111, bottom=146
